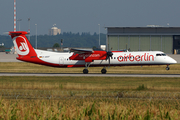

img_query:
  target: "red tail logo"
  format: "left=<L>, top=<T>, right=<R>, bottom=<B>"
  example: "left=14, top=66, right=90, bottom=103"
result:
left=13, top=36, right=29, bottom=55
left=18, top=42, right=27, bottom=51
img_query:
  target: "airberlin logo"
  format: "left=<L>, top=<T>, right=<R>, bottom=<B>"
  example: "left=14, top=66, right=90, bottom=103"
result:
left=18, top=42, right=27, bottom=51
left=13, top=36, right=29, bottom=55
left=118, top=53, right=154, bottom=62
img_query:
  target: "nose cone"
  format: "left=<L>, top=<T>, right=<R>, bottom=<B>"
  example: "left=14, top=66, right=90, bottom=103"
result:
left=172, top=58, right=177, bottom=64
left=168, top=57, right=177, bottom=64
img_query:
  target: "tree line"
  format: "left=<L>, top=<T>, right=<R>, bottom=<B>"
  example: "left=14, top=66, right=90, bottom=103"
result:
left=0, top=32, right=106, bottom=49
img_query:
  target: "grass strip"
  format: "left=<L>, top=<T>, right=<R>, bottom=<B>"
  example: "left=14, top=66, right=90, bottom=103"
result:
left=0, top=76, right=179, bottom=91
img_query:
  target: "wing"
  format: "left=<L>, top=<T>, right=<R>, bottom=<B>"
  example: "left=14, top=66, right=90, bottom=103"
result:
left=70, top=48, right=93, bottom=54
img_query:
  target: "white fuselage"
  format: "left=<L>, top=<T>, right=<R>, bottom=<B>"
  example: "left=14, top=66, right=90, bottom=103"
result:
left=35, top=49, right=177, bottom=67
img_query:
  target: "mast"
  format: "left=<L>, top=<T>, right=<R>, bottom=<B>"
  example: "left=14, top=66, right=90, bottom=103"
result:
left=14, top=0, right=16, bottom=32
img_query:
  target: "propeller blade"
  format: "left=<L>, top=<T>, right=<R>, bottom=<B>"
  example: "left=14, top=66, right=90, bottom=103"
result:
left=108, top=57, right=110, bottom=66
left=106, top=51, right=113, bottom=67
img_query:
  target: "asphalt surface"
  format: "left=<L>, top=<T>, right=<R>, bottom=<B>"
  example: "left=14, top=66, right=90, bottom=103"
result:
left=0, top=73, right=180, bottom=77
left=0, top=52, right=20, bottom=62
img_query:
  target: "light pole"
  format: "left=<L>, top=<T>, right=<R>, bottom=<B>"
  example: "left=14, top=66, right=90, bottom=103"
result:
left=28, top=18, right=30, bottom=40
left=35, top=24, right=37, bottom=49
left=17, top=19, right=22, bottom=31
left=98, top=24, right=100, bottom=47
left=61, top=39, right=63, bottom=50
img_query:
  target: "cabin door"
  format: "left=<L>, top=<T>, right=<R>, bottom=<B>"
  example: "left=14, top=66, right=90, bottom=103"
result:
left=59, top=57, right=64, bottom=65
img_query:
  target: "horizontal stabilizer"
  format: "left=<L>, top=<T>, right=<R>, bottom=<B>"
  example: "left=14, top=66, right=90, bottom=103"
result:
left=9, top=31, right=29, bottom=39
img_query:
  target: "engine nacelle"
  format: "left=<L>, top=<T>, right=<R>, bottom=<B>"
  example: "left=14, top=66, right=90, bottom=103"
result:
left=69, top=51, right=107, bottom=62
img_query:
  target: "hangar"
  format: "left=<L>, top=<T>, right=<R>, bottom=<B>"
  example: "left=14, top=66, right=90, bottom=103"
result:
left=106, top=27, right=180, bottom=54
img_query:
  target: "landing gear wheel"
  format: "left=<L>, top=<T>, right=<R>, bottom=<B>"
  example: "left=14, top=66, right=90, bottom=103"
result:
left=83, top=69, right=89, bottom=74
left=166, top=67, right=170, bottom=70
left=101, top=68, right=107, bottom=74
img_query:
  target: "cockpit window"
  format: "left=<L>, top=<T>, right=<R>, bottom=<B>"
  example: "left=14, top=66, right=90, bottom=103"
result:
left=156, top=54, right=161, bottom=56
left=156, top=53, right=166, bottom=56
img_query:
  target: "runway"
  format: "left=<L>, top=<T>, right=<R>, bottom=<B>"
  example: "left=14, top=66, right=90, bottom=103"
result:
left=0, top=73, right=180, bottom=77
left=0, top=52, right=180, bottom=77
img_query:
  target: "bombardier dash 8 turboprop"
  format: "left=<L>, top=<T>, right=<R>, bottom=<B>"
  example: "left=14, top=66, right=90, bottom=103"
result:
left=9, top=31, right=177, bottom=74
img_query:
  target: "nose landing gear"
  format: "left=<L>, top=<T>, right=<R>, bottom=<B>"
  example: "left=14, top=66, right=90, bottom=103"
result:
left=166, top=65, right=170, bottom=70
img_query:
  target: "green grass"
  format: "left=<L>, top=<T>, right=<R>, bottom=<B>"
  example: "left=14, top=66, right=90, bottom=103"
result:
left=0, top=76, right=180, bottom=91
left=0, top=98, right=179, bottom=119
left=0, top=62, right=179, bottom=91
left=0, top=63, right=180, bottom=119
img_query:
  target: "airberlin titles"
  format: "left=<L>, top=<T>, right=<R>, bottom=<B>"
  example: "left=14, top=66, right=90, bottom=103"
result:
left=71, top=52, right=155, bottom=62
left=118, top=53, right=154, bottom=62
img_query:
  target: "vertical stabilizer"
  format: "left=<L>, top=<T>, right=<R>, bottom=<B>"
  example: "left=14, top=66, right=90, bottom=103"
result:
left=9, top=31, right=37, bottom=59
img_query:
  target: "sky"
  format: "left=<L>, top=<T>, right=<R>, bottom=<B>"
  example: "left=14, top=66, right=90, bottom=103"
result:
left=1, top=0, right=180, bottom=35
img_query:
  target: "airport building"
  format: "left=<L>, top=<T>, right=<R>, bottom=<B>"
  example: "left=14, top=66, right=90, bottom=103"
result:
left=106, top=27, right=180, bottom=54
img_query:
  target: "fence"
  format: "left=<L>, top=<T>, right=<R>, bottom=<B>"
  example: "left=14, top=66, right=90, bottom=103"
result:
left=0, top=89, right=180, bottom=100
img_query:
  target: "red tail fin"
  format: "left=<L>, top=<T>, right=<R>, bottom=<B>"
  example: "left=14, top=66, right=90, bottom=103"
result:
left=9, top=31, right=37, bottom=59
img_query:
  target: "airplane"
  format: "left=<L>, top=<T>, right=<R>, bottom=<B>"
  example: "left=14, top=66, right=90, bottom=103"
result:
left=9, top=31, right=177, bottom=74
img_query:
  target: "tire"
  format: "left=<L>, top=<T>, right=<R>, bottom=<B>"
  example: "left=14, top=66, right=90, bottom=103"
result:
left=83, top=69, right=88, bottom=74
left=166, top=67, right=170, bottom=70
left=101, top=68, right=107, bottom=74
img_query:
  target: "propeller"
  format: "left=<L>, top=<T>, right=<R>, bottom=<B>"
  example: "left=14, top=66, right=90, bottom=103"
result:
left=106, top=51, right=113, bottom=66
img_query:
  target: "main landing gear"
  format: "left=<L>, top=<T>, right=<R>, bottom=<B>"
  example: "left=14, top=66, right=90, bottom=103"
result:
left=101, top=68, right=107, bottom=74
left=166, top=65, right=170, bottom=70
left=83, top=63, right=91, bottom=74
left=83, top=69, right=89, bottom=74
left=83, top=68, right=107, bottom=74
left=83, top=63, right=107, bottom=74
